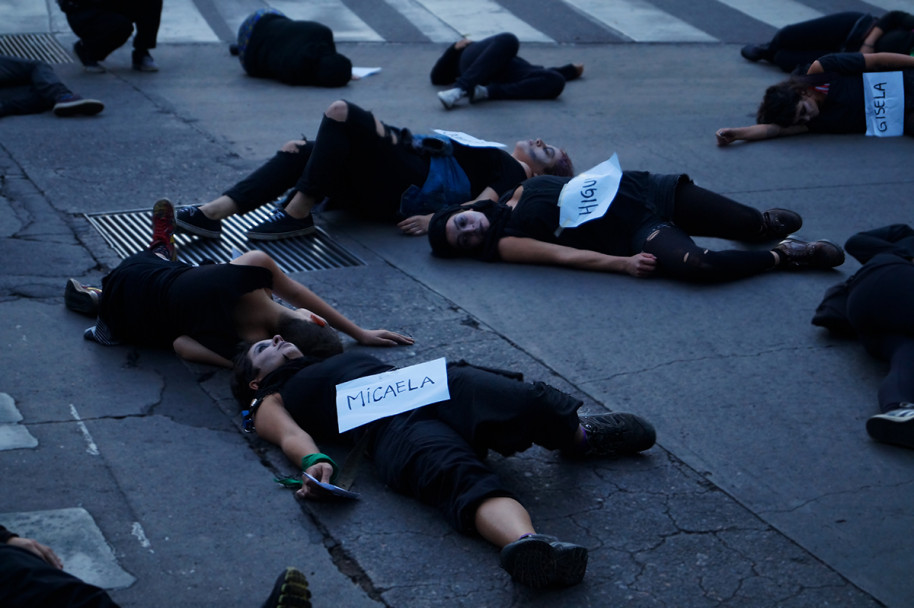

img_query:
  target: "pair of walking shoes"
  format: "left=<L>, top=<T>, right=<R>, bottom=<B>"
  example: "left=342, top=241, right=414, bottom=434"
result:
left=175, top=205, right=316, bottom=240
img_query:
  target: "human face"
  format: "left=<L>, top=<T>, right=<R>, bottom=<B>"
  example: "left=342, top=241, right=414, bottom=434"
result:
left=248, top=335, right=303, bottom=382
left=446, top=209, right=490, bottom=251
left=513, top=139, right=560, bottom=174
left=794, top=95, right=819, bottom=125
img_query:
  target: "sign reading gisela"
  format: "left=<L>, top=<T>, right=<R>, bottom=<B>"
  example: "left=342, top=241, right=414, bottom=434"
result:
left=335, top=358, right=450, bottom=433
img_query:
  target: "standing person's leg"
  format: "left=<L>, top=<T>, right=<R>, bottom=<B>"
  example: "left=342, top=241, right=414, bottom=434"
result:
left=66, top=7, right=133, bottom=66
left=129, top=0, right=162, bottom=71
left=176, top=140, right=313, bottom=238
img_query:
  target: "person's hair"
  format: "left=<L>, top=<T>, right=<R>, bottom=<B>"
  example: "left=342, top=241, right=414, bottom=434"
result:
left=229, top=316, right=343, bottom=407
left=276, top=314, right=343, bottom=359
left=427, top=205, right=465, bottom=258
left=543, top=149, right=574, bottom=177
left=756, top=71, right=832, bottom=127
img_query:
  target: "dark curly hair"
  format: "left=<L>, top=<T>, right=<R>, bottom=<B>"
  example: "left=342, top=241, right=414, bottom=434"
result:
left=543, top=148, right=574, bottom=177
left=756, top=71, right=832, bottom=127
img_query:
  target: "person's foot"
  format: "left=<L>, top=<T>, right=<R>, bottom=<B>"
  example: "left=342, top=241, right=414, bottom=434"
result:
left=73, top=41, right=104, bottom=73
left=740, top=43, right=770, bottom=62
left=438, top=87, right=467, bottom=110
left=132, top=50, right=159, bottom=72
left=65, top=279, right=102, bottom=316
left=83, top=319, right=119, bottom=346
left=247, top=210, right=316, bottom=240
left=176, top=206, right=222, bottom=239
left=754, top=208, right=802, bottom=242
left=499, top=534, right=588, bottom=588
left=866, top=404, right=914, bottom=449
left=263, top=567, right=312, bottom=608
left=53, top=94, right=104, bottom=117
left=470, top=84, right=488, bottom=103
left=150, top=198, right=177, bottom=261
left=568, top=413, right=657, bottom=458
left=773, top=238, right=845, bottom=270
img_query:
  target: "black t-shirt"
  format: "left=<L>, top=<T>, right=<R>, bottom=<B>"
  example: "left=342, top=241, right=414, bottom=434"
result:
left=453, top=144, right=528, bottom=198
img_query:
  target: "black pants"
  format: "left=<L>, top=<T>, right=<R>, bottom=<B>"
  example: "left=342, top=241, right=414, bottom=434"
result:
left=225, top=102, right=426, bottom=219
left=370, top=363, right=581, bottom=533
left=765, top=12, right=867, bottom=72
left=640, top=182, right=776, bottom=282
left=456, top=33, right=573, bottom=100
left=0, top=55, right=70, bottom=116
left=846, top=262, right=914, bottom=411
left=65, top=0, right=162, bottom=61
left=0, top=545, right=118, bottom=608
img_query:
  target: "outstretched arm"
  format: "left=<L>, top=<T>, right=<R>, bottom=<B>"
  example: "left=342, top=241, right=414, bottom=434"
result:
left=716, top=124, right=808, bottom=145
left=397, top=188, right=501, bottom=236
left=498, top=236, right=657, bottom=277
left=173, top=335, right=233, bottom=368
left=862, top=52, right=914, bottom=71
left=253, top=395, right=335, bottom=500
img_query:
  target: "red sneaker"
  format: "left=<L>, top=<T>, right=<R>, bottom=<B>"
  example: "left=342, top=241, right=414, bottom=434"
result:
left=150, top=198, right=176, bottom=261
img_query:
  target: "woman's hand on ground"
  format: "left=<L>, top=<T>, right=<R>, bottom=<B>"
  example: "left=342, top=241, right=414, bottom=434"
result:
left=8, top=537, right=63, bottom=568
left=296, top=462, right=335, bottom=500
left=356, top=328, right=415, bottom=347
left=627, top=252, right=657, bottom=277
left=397, top=214, right=432, bottom=235
left=715, top=128, right=736, bottom=146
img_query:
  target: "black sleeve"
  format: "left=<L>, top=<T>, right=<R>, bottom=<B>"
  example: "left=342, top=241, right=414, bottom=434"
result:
left=0, top=525, right=18, bottom=543
left=430, top=44, right=463, bottom=85
left=845, top=224, right=914, bottom=263
left=816, top=52, right=866, bottom=75
left=875, top=11, right=914, bottom=32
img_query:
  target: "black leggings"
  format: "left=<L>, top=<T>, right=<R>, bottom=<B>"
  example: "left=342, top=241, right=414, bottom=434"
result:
left=457, top=33, right=570, bottom=100
left=766, top=12, right=867, bottom=72
left=640, top=183, right=776, bottom=282
left=224, top=102, right=426, bottom=219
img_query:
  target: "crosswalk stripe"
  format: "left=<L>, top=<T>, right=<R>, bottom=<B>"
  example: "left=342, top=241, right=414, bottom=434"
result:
left=271, top=0, right=384, bottom=42
left=159, top=0, right=219, bottom=43
left=410, top=0, right=553, bottom=42
left=382, top=0, right=462, bottom=43
left=713, top=0, right=821, bottom=30
left=563, top=0, right=715, bottom=42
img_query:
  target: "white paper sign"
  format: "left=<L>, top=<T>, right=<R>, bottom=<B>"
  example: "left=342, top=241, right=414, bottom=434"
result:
left=336, top=358, right=450, bottom=433
left=555, top=154, right=623, bottom=235
left=863, top=71, right=905, bottom=137
left=433, top=129, right=506, bottom=148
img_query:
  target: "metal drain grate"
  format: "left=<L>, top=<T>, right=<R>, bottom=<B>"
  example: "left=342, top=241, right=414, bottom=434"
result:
left=84, top=207, right=364, bottom=273
left=0, top=34, right=73, bottom=64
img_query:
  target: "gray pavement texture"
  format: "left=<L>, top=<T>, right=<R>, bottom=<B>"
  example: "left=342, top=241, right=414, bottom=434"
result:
left=1, top=40, right=912, bottom=608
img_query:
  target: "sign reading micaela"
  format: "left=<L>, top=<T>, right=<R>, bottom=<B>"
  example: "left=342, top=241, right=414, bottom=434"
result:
left=335, top=358, right=450, bottom=433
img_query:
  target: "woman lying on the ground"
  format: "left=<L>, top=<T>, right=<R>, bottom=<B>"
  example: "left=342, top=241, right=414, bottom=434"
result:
left=716, top=52, right=914, bottom=145
left=232, top=336, right=656, bottom=588
left=426, top=174, right=844, bottom=282
left=738, top=11, right=914, bottom=73
left=233, top=9, right=352, bottom=87
left=175, top=99, right=573, bottom=241
left=66, top=200, right=412, bottom=367
left=811, top=224, right=914, bottom=450
left=431, top=32, right=583, bottom=109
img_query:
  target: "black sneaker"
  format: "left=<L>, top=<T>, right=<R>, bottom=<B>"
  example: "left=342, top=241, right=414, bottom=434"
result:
left=65, top=278, right=102, bottom=316
left=176, top=206, right=222, bottom=239
left=499, top=534, right=588, bottom=588
left=774, top=238, right=845, bottom=270
left=755, top=208, right=802, bottom=242
left=262, top=567, right=312, bottom=608
left=53, top=94, right=104, bottom=117
left=740, top=43, right=770, bottom=62
left=572, top=413, right=656, bottom=458
left=73, top=41, right=104, bottom=73
left=866, top=405, right=914, bottom=449
left=132, top=50, right=159, bottom=72
left=247, top=210, right=316, bottom=240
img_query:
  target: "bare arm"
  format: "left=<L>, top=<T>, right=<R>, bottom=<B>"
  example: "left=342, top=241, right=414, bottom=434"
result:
left=862, top=52, right=914, bottom=71
left=397, top=188, right=500, bottom=236
left=716, top=124, right=808, bottom=146
left=860, top=26, right=884, bottom=53
left=172, top=335, right=233, bottom=368
left=497, top=236, right=657, bottom=277
left=253, top=395, right=335, bottom=499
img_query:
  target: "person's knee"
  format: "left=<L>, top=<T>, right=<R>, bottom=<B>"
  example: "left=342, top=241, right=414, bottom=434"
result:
left=494, top=32, right=519, bottom=53
left=324, top=100, right=349, bottom=122
left=232, top=249, right=274, bottom=269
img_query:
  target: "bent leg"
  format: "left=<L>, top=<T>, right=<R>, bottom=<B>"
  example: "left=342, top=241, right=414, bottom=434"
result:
left=129, top=0, right=162, bottom=50
left=219, top=140, right=313, bottom=216
left=671, top=182, right=772, bottom=241
left=486, top=67, right=565, bottom=100
left=66, top=8, right=133, bottom=60
left=642, top=225, right=776, bottom=282
left=456, top=33, right=520, bottom=91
